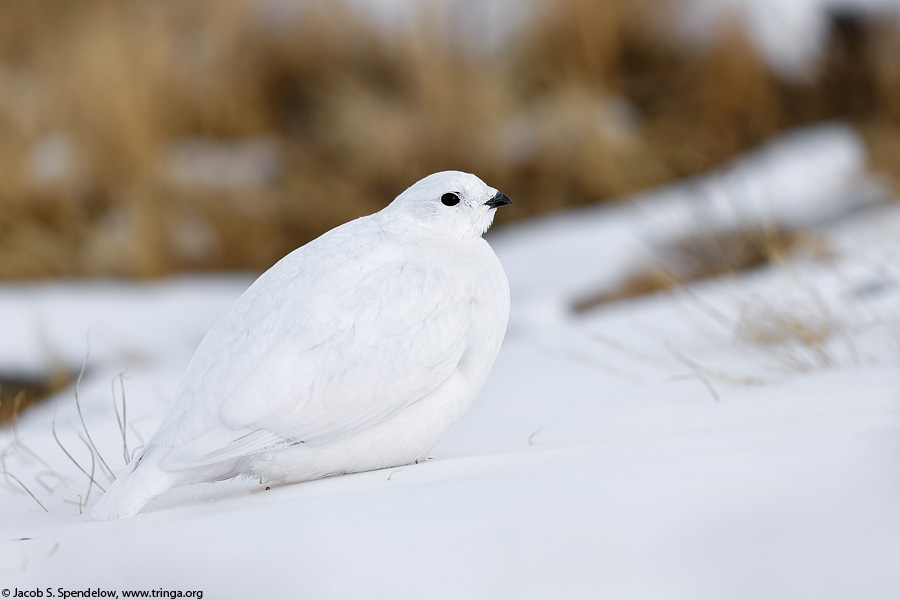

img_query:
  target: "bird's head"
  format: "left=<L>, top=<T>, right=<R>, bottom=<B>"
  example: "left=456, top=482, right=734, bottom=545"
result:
left=384, top=171, right=511, bottom=239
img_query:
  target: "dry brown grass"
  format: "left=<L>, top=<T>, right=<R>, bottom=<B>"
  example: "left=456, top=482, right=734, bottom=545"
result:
left=0, top=0, right=898, bottom=279
left=735, top=292, right=840, bottom=372
left=0, top=368, right=73, bottom=424
left=572, top=226, right=829, bottom=312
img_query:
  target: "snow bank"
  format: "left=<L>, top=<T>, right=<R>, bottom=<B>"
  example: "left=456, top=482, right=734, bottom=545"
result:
left=1, top=125, right=898, bottom=599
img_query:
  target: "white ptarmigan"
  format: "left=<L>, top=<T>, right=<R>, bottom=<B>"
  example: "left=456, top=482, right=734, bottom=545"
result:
left=91, top=171, right=511, bottom=519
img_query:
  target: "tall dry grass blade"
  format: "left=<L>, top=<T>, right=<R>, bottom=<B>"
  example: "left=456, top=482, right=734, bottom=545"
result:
left=77, top=432, right=97, bottom=506
left=111, top=371, right=130, bottom=466
left=664, top=342, right=766, bottom=386
left=34, top=470, right=71, bottom=494
left=1, top=469, right=48, bottom=512
left=72, top=340, right=115, bottom=481
left=51, top=405, right=106, bottom=493
left=127, top=420, right=146, bottom=462
left=664, top=343, right=722, bottom=402
left=63, top=495, right=84, bottom=514
left=0, top=446, right=20, bottom=492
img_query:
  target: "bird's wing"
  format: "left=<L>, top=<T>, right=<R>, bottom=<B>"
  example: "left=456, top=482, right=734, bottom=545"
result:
left=160, top=240, right=473, bottom=470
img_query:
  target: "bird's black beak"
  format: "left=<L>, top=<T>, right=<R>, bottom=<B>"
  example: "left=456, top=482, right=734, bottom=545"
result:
left=485, top=192, right=512, bottom=209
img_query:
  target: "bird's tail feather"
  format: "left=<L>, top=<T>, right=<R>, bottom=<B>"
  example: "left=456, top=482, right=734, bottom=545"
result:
left=90, top=451, right=176, bottom=520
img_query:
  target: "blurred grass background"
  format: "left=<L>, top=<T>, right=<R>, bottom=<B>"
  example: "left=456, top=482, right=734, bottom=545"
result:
left=1, top=0, right=898, bottom=279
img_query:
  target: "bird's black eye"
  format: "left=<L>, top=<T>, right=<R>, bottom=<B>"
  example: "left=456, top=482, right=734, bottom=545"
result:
left=441, top=193, right=460, bottom=206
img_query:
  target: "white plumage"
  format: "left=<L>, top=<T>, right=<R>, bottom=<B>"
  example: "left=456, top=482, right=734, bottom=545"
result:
left=91, top=171, right=511, bottom=519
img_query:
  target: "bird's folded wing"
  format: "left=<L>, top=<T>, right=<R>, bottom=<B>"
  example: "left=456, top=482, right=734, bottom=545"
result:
left=160, top=257, right=471, bottom=470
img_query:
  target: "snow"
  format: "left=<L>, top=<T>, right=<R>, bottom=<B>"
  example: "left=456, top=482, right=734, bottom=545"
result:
left=2, top=125, right=899, bottom=598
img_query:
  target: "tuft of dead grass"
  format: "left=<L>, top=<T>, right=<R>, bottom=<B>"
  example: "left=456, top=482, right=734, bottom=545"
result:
left=735, top=295, right=839, bottom=371
left=572, top=226, right=829, bottom=312
left=1, top=357, right=137, bottom=514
